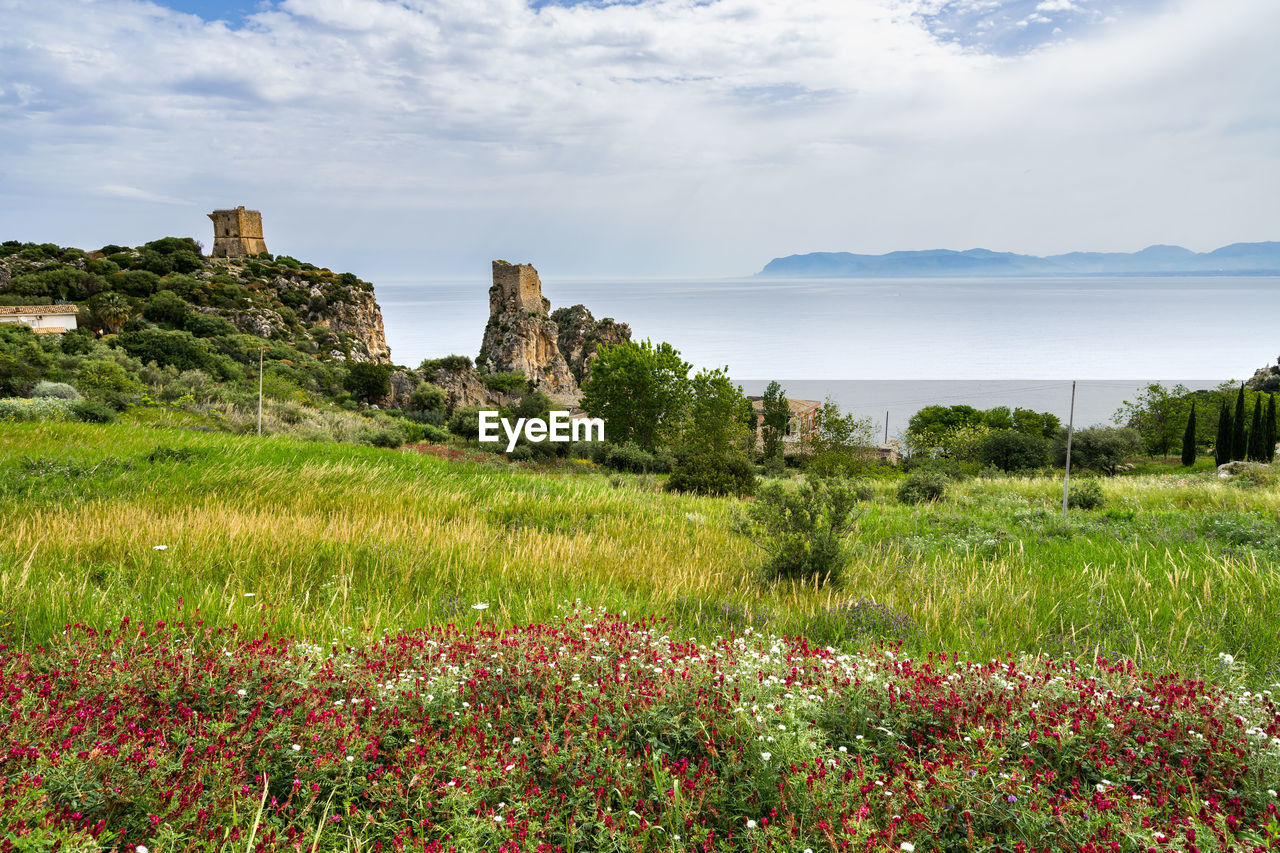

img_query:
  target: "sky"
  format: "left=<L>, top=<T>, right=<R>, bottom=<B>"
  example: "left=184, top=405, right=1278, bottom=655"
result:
left=1, top=0, right=1276, bottom=279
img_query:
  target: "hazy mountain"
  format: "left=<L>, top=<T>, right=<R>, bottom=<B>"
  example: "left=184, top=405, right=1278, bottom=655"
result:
left=758, top=242, right=1280, bottom=277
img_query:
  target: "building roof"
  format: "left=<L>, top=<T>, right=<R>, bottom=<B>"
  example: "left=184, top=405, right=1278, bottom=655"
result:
left=747, top=396, right=821, bottom=413
left=0, top=305, right=79, bottom=315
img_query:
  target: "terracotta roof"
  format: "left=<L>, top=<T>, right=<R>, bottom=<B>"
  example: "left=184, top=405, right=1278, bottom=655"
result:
left=0, top=305, right=79, bottom=315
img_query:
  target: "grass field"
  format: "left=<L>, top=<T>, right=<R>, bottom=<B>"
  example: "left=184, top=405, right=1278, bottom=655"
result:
left=4, top=420, right=1280, bottom=685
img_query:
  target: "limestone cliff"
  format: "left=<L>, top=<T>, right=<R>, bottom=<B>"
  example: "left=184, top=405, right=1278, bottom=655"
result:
left=477, top=261, right=577, bottom=395
left=551, top=304, right=632, bottom=385
left=1247, top=357, right=1280, bottom=394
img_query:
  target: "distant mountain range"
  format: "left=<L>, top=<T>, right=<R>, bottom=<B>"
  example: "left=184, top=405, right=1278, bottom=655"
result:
left=757, top=242, right=1280, bottom=277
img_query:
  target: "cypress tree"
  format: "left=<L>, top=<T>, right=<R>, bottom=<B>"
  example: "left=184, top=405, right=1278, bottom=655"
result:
left=1214, top=402, right=1232, bottom=467
left=1231, top=385, right=1247, bottom=461
left=1180, top=401, right=1197, bottom=466
left=1248, top=396, right=1265, bottom=462
left=1267, top=394, right=1277, bottom=463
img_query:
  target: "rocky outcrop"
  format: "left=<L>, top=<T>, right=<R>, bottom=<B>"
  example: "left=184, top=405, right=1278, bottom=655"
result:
left=311, top=288, right=390, bottom=364
left=552, top=304, right=632, bottom=384
left=1247, top=357, right=1280, bottom=394
left=477, top=261, right=577, bottom=394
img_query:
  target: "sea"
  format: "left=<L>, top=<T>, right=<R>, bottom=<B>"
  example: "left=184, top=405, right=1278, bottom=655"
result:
left=375, top=275, right=1279, bottom=435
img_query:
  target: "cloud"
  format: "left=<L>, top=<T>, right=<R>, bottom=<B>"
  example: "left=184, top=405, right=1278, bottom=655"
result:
left=0, top=0, right=1276, bottom=275
left=1036, top=0, right=1078, bottom=12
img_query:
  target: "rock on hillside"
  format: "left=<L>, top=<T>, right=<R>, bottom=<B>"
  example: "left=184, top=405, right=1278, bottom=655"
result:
left=551, top=304, right=631, bottom=385
left=477, top=261, right=578, bottom=395
left=1247, top=356, right=1280, bottom=394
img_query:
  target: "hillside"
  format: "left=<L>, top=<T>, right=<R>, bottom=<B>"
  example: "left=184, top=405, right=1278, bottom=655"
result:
left=758, top=240, right=1280, bottom=277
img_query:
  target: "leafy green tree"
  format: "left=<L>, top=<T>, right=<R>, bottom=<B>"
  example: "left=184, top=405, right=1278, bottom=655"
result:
left=1180, top=401, right=1197, bottom=467
left=804, top=398, right=878, bottom=477
left=344, top=362, right=394, bottom=404
left=143, top=289, right=189, bottom=328
left=682, top=367, right=750, bottom=456
left=1232, top=385, right=1247, bottom=461
left=981, top=406, right=1013, bottom=431
left=1011, top=407, right=1062, bottom=439
left=1055, top=426, right=1141, bottom=476
left=579, top=340, right=691, bottom=452
left=760, top=380, right=789, bottom=459
left=0, top=323, right=51, bottom=395
left=1114, top=382, right=1191, bottom=457
left=1247, top=396, right=1266, bottom=462
left=905, top=404, right=982, bottom=454
left=409, top=381, right=447, bottom=415
left=977, top=429, right=1050, bottom=472
left=1214, top=401, right=1232, bottom=466
left=76, top=360, right=143, bottom=408
left=1267, top=395, right=1277, bottom=463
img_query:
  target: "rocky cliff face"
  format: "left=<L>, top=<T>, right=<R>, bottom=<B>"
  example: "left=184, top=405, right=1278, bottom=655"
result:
left=477, top=261, right=578, bottom=395
left=1247, top=357, right=1280, bottom=394
left=310, top=288, right=390, bottom=364
left=552, top=304, right=632, bottom=385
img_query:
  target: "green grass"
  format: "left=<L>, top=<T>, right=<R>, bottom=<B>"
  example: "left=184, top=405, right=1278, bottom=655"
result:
left=4, top=421, right=1280, bottom=685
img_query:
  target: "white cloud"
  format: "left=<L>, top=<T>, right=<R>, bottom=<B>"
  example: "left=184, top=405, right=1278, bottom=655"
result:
left=0, top=0, right=1276, bottom=275
left=1036, top=0, right=1079, bottom=12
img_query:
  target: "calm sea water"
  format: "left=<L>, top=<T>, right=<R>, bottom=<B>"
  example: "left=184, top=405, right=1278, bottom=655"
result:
left=376, top=275, right=1278, bottom=431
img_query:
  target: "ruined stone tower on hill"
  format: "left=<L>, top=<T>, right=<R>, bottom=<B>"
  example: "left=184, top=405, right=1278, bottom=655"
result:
left=208, top=206, right=268, bottom=258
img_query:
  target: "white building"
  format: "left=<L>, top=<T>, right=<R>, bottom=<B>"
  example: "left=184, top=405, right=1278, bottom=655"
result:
left=0, top=305, right=79, bottom=334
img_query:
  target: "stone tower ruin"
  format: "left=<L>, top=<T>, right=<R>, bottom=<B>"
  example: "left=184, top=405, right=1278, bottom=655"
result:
left=207, top=206, right=268, bottom=258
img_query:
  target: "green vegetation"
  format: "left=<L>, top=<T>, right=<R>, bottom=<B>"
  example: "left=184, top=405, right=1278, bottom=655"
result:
left=6, top=421, right=1280, bottom=689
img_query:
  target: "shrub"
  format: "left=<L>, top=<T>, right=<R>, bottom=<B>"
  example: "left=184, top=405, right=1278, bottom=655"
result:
left=1067, top=478, right=1106, bottom=510
left=509, top=445, right=535, bottom=462
left=603, top=441, right=657, bottom=473
left=67, top=399, right=114, bottom=423
left=76, top=360, right=143, bottom=409
left=977, top=429, right=1049, bottom=472
left=357, top=421, right=408, bottom=448
left=143, top=289, right=189, bottom=327
left=447, top=406, right=484, bottom=441
left=665, top=451, right=756, bottom=496
left=116, top=328, right=234, bottom=377
left=0, top=397, right=75, bottom=422
left=409, top=381, right=447, bottom=414
left=418, top=354, right=473, bottom=380
left=734, top=478, right=863, bottom=585
left=481, top=371, right=528, bottom=394
left=31, top=381, right=79, bottom=400
left=898, top=470, right=948, bottom=504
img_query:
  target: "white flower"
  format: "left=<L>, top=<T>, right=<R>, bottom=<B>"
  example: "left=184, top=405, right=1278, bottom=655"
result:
left=137, top=847, right=150, bottom=853
left=243, top=592, right=255, bottom=597
left=512, top=737, right=521, bottom=744
left=746, top=819, right=757, bottom=829
left=236, top=689, right=246, bottom=697
left=760, top=752, right=771, bottom=761
left=151, top=546, right=167, bottom=551
left=900, top=844, right=915, bottom=852
left=291, top=744, right=301, bottom=751
left=494, top=815, right=503, bottom=822
left=472, top=603, right=489, bottom=611
left=346, top=755, right=354, bottom=762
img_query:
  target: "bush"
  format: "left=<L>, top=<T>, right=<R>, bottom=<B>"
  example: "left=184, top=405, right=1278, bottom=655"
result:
left=356, top=420, right=408, bottom=448
left=734, top=478, right=864, bottom=585
left=76, top=360, right=143, bottom=409
left=409, top=381, right=447, bottom=414
left=31, top=381, right=79, bottom=400
left=344, top=362, right=394, bottom=404
left=419, top=355, right=473, bottom=381
left=1067, top=478, right=1105, bottom=510
left=977, top=429, right=1049, bottom=472
left=0, top=397, right=75, bottom=422
left=143, top=290, right=189, bottom=327
left=603, top=441, right=657, bottom=473
left=481, top=371, right=528, bottom=394
left=183, top=313, right=237, bottom=339
left=447, top=406, right=484, bottom=441
left=898, top=470, right=948, bottom=504
left=665, top=451, right=756, bottom=496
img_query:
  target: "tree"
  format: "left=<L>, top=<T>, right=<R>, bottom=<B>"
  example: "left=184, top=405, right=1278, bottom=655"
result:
left=905, top=404, right=983, bottom=455
left=579, top=340, right=691, bottom=452
left=1114, top=382, right=1191, bottom=457
left=1011, top=407, right=1062, bottom=439
left=1214, top=401, right=1232, bottom=466
left=804, top=398, right=878, bottom=477
left=1247, top=396, right=1266, bottom=462
left=978, top=429, right=1050, bottom=472
left=1232, top=385, right=1247, bottom=461
left=1180, top=401, right=1197, bottom=467
left=682, top=367, right=751, bottom=456
left=760, top=381, right=789, bottom=459
left=92, top=291, right=134, bottom=334
left=1055, top=426, right=1141, bottom=476
left=344, top=362, right=394, bottom=404
left=0, top=323, right=51, bottom=396
left=1267, top=395, right=1277, bottom=463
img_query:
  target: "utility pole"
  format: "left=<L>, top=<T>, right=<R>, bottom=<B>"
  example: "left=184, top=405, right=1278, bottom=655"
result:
left=1061, top=380, right=1076, bottom=517
left=257, top=346, right=265, bottom=437
left=884, top=410, right=889, bottom=445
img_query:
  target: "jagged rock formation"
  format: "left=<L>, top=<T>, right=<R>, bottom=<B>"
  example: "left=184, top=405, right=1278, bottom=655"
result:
left=307, top=287, right=389, bottom=364
left=1247, top=357, right=1280, bottom=394
left=477, top=261, right=577, bottom=394
left=552, top=304, right=631, bottom=385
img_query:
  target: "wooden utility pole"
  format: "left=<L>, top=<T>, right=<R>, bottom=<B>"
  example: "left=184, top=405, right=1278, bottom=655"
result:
left=1062, top=380, right=1076, bottom=516
left=257, top=346, right=265, bottom=437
